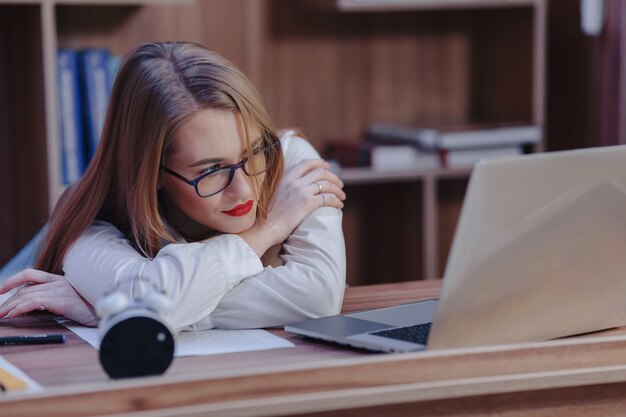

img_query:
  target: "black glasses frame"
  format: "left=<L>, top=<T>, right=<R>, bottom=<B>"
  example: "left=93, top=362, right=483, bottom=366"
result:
left=161, top=140, right=280, bottom=198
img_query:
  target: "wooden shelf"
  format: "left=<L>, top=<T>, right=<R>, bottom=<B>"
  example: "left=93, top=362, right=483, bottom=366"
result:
left=0, top=0, right=191, bottom=265
left=339, top=166, right=472, bottom=185
left=0, top=3, right=48, bottom=266
left=0, top=0, right=191, bottom=4
left=339, top=166, right=471, bottom=282
left=0, top=0, right=192, bottom=212
left=0, top=0, right=547, bottom=284
left=304, top=0, right=542, bottom=12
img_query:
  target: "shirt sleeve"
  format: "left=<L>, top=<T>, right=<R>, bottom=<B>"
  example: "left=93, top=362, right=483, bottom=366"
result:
left=198, top=132, right=347, bottom=330
left=63, top=132, right=346, bottom=331
left=63, top=222, right=264, bottom=331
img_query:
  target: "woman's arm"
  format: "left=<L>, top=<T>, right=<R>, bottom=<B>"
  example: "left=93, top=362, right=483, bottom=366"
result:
left=0, top=224, right=267, bottom=331
left=0, top=134, right=346, bottom=331
left=200, top=133, right=346, bottom=329
left=0, top=268, right=99, bottom=326
left=66, top=134, right=345, bottom=331
left=62, top=224, right=266, bottom=330
left=206, top=210, right=345, bottom=329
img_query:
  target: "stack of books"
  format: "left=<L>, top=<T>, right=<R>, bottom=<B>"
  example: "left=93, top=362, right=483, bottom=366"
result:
left=365, top=121, right=542, bottom=171
left=56, top=47, right=121, bottom=185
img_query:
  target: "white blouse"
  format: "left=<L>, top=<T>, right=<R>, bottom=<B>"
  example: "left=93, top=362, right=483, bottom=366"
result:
left=63, top=132, right=346, bottom=332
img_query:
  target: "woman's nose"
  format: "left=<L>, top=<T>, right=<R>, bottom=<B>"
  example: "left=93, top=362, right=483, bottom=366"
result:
left=223, top=167, right=252, bottom=197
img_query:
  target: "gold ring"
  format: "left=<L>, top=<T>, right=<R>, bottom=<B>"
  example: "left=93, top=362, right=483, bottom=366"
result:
left=316, top=181, right=323, bottom=194
left=321, top=193, right=327, bottom=207
left=39, top=297, right=45, bottom=311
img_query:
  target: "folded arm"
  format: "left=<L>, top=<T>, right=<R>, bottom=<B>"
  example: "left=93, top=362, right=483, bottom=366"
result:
left=204, top=208, right=345, bottom=329
left=0, top=134, right=346, bottom=332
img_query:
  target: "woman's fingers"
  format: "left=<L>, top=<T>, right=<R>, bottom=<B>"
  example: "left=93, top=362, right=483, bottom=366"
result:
left=310, top=180, right=346, bottom=202
left=284, top=159, right=345, bottom=197
left=287, top=160, right=347, bottom=210
left=1, top=280, right=64, bottom=315
left=0, top=283, right=49, bottom=317
left=301, top=167, right=346, bottom=207
left=0, top=273, right=69, bottom=318
left=299, top=164, right=342, bottom=185
left=248, top=157, right=346, bottom=251
left=4, top=298, right=44, bottom=318
left=285, top=159, right=330, bottom=180
left=318, top=193, right=344, bottom=209
left=0, top=268, right=59, bottom=294
left=317, top=174, right=344, bottom=190
left=0, top=279, right=98, bottom=326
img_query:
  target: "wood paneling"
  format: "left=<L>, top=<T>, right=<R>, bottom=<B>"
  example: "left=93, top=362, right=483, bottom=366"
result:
left=436, top=178, right=467, bottom=276
left=0, top=5, right=48, bottom=266
left=547, top=0, right=626, bottom=150
left=343, top=182, right=423, bottom=285
left=470, top=8, right=534, bottom=122
left=0, top=0, right=544, bottom=282
left=261, top=2, right=497, bottom=149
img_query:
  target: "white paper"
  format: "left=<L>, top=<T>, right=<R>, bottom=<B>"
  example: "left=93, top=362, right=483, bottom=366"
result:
left=174, top=329, right=294, bottom=356
left=57, top=319, right=294, bottom=357
left=0, top=354, right=42, bottom=393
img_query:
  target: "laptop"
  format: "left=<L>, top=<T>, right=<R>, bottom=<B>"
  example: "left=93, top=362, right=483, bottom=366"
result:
left=285, top=145, right=626, bottom=352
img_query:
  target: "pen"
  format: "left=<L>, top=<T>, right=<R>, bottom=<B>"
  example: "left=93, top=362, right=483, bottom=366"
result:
left=0, top=334, right=66, bottom=346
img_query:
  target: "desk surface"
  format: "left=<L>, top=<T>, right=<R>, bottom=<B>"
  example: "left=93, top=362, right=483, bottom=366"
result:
left=2, top=279, right=626, bottom=417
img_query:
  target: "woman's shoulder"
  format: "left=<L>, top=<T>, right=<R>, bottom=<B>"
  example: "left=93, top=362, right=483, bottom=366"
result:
left=278, top=129, right=321, bottom=167
left=73, top=221, right=128, bottom=244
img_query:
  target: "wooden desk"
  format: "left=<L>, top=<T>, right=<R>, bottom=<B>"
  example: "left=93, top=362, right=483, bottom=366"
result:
left=2, top=280, right=626, bottom=416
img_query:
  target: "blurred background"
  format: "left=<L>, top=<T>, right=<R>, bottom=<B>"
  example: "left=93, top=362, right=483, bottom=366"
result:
left=1, top=0, right=623, bottom=285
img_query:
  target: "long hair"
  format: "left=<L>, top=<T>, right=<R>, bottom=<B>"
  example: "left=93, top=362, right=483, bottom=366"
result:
left=36, top=42, right=284, bottom=274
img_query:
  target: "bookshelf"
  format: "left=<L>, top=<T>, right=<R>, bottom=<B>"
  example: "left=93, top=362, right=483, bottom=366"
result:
left=0, top=0, right=190, bottom=266
left=339, top=166, right=472, bottom=281
left=0, top=0, right=546, bottom=285
left=37, top=0, right=192, bottom=210
left=305, top=0, right=543, bottom=12
left=319, top=0, right=547, bottom=282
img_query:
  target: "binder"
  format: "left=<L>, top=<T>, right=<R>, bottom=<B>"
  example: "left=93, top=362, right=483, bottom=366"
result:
left=56, top=48, right=86, bottom=185
left=79, top=48, right=111, bottom=161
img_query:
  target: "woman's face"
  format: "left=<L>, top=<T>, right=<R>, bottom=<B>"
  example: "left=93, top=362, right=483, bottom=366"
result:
left=160, top=108, right=262, bottom=239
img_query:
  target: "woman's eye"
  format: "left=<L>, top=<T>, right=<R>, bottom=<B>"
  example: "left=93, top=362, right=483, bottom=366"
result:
left=199, top=164, right=222, bottom=175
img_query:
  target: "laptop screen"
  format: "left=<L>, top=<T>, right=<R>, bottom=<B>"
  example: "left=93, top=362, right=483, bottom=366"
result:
left=428, top=145, right=626, bottom=349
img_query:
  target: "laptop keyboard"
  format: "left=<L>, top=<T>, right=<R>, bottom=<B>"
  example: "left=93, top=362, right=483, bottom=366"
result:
left=370, top=322, right=432, bottom=345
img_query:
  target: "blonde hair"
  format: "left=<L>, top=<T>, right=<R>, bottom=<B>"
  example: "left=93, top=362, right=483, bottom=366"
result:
left=37, top=42, right=283, bottom=274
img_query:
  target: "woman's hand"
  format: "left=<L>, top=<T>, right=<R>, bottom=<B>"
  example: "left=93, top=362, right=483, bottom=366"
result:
left=0, top=269, right=99, bottom=327
left=240, top=159, right=346, bottom=257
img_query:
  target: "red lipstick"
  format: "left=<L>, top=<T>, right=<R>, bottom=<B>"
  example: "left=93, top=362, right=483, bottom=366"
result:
left=223, top=200, right=254, bottom=217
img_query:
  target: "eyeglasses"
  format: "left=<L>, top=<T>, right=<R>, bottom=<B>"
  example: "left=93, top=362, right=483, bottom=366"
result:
left=161, top=141, right=280, bottom=198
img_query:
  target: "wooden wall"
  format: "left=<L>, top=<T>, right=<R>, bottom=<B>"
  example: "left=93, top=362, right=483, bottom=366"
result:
left=0, top=5, right=48, bottom=267
left=547, top=0, right=626, bottom=150
left=51, top=1, right=535, bottom=283
left=56, top=1, right=534, bottom=149
left=3, top=1, right=543, bottom=284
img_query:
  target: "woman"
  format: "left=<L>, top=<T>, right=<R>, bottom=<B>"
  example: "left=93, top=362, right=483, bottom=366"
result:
left=0, top=42, right=346, bottom=332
